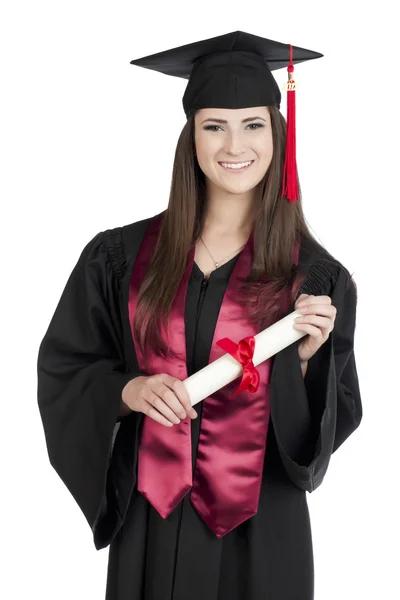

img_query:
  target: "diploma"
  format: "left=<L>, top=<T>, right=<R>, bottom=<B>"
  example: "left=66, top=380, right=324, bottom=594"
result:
left=183, top=309, right=307, bottom=406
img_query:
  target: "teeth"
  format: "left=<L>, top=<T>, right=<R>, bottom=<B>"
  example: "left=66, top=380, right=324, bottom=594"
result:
left=220, top=161, right=252, bottom=170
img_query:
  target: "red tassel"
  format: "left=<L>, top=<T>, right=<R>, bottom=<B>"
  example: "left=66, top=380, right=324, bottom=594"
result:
left=281, top=44, right=299, bottom=203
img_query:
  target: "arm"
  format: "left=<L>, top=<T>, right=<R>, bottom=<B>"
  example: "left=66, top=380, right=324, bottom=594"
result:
left=37, top=231, right=140, bottom=549
left=270, top=267, right=362, bottom=491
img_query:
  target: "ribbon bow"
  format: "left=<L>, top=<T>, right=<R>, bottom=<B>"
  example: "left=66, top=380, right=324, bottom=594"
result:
left=216, top=335, right=260, bottom=397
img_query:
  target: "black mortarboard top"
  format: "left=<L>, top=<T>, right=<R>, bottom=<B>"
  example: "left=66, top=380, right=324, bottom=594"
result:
left=130, top=31, right=324, bottom=203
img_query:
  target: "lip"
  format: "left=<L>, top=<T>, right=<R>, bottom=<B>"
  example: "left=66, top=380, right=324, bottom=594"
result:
left=218, top=160, right=254, bottom=173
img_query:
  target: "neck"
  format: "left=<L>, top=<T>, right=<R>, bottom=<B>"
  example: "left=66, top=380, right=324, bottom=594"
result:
left=202, top=182, right=259, bottom=237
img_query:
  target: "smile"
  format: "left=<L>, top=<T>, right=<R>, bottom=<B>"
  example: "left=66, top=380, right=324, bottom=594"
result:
left=218, top=160, right=254, bottom=173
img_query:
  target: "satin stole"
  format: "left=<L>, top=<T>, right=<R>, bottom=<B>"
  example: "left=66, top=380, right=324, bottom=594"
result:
left=128, top=214, right=299, bottom=538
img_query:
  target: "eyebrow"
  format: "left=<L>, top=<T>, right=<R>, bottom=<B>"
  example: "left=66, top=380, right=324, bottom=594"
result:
left=201, top=116, right=267, bottom=124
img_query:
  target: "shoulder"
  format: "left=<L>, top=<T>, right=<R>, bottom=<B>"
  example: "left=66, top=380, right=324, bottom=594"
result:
left=102, top=213, right=158, bottom=249
left=299, top=232, right=356, bottom=300
left=99, top=214, right=158, bottom=281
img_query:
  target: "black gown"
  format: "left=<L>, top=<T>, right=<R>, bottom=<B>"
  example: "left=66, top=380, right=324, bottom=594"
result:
left=37, top=216, right=363, bottom=600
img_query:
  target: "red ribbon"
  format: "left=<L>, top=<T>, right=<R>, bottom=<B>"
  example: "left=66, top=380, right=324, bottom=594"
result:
left=216, top=335, right=260, bottom=397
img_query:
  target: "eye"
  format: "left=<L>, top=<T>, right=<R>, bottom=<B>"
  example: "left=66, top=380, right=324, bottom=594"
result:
left=248, top=123, right=264, bottom=130
left=203, top=125, right=222, bottom=131
left=203, top=123, right=264, bottom=132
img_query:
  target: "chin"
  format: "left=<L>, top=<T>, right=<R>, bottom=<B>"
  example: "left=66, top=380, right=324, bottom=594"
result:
left=221, top=183, right=256, bottom=195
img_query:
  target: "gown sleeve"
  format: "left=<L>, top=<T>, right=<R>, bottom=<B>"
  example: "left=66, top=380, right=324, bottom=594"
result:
left=37, top=230, right=141, bottom=550
left=270, top=263, right=363, bottom=492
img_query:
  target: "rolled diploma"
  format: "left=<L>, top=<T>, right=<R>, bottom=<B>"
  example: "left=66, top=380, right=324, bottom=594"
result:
left=183, top=309, right=307, bottom=407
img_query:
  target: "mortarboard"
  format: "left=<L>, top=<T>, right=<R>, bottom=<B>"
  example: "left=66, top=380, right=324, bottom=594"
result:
left=130, top=31, right=323, bottom=203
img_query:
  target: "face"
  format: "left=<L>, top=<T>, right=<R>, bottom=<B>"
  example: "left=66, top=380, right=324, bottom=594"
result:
left=194, top=106, right=273, bottom=196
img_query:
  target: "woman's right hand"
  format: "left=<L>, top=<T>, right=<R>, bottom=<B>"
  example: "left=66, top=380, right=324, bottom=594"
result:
left=121, top=373, right=198, bottom=427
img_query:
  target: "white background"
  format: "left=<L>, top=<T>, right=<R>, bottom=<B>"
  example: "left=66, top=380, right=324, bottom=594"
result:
left=1, top=1, right=399, bottom=599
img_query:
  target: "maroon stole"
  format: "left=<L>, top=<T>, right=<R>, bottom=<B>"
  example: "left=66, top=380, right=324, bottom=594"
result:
left=128, top=214, right=300, bottom=538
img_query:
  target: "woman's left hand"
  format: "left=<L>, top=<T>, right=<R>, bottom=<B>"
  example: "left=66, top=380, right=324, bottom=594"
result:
left=293, top=294, right=337, bottom=363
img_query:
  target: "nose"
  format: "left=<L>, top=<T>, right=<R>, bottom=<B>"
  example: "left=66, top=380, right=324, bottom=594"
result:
left=223, top=131, right=247, bottom=156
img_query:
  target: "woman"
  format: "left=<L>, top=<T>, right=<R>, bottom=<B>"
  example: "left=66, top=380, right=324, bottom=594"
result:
left=37, top=31, right=362, bottom=600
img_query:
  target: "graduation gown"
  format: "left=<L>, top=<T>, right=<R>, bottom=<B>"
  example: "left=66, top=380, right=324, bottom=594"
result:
left=37, top=215, right=362, bottom=600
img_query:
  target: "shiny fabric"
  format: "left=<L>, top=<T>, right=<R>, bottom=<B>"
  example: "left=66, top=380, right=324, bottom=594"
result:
left=216, top=336, right=260, bottom=396
left=36, top=216, right=362, bottom=599
left=129, top=214, right=300, bottom=538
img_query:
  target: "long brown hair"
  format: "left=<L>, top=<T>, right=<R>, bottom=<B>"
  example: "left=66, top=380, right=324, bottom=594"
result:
left=134, top=105, right=341, bottom=362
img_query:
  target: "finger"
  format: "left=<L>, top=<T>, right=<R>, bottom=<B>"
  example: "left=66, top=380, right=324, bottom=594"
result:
left=297, top=293, right=311, bottom=302
left=292, top=322, right=325, bottom=339
left=295, top=314, right=332, bottom=328
left=297, top=303, right=336, bottom=317
left=171, top=379, right=197, bottom=418
left=298, top=295, right=332, bottom=307
left=146, top=390, right=183, bottom=424
left=295, top=294, right=312, bottom=308
left=143, top=400, right=176, bottom=427
left=294, top=294, right=313, bottom=309
left=154, top=383, right=189, bottom=420
left=159, top=375, right=197, bottom=418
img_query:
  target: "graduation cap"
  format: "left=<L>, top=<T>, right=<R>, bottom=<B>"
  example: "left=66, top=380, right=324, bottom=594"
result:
left=130, top=31, right=323, bottom=203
